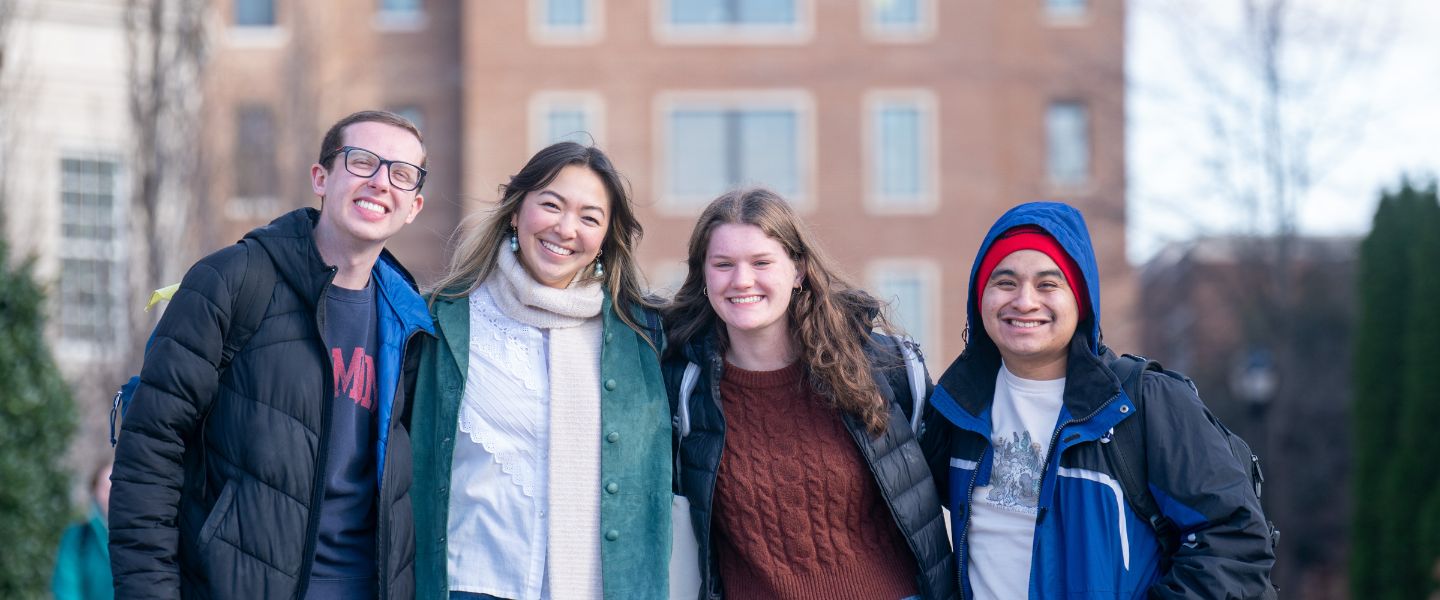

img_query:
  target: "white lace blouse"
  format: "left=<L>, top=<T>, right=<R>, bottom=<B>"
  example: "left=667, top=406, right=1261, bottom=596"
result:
left=447, top=286, right=552, bottom=599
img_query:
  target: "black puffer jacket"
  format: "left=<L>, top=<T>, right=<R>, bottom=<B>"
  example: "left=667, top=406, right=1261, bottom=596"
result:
left=664, top=329, right=958, bottom=600
left=110, top=208, right=432, bottom=599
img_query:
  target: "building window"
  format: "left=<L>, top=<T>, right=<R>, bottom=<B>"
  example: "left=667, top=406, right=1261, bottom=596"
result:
left=670, top=0, right=795, bottom=25
left=375, top=0, right=426, bottom=30
left=380, top=0, right=421, bottom=12
left=529, top=92, right=605, bottom=151
left=234, top=0, right=276, bottom=27
left=1046, top=0, right=1087, bottom=20
left=868, top=260, right=940, bottom=357
left=532, top=0, right=602, bottom=43
left=58, top=157, right=125, bottom=344
left=864, top=0, right=934, bottom=40
left=390, top=105, right=425, bottom=132
left=231, top=105, right=279, bottom=217
left=658, top=92, right=812, bottom=210
left=657, top=0, right=811, bottom=44
left=866, top=91, right=938, bottom=212
left=1046, top=101, right=1090, bottom=188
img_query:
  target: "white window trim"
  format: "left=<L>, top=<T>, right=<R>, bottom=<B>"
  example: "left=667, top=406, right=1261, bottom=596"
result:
left=531, top=0, right=605, bottom=45
left=861, top=0, right=936, bottom=43
left=227, top=104, right=282, bottom=220
left=866, top=258, right=942, bottom=360
left=528, top=91, right=606, bottom=152
left=1044, top=99, right=1095, bottom=195
left=647, top=261, right=690, bottom=301
left=652, top=89, right=817, bottom=215
left=55, top=149, right=130, bottom=357
left=1043, top=0, right=1090, bottom=26
left=863, top=89, right=940, bottom=215
left=652, top=0, right=814, bottom=45
left=373, top=4, right=429, bottom=33
left=227, top=0, right=285, bottom=45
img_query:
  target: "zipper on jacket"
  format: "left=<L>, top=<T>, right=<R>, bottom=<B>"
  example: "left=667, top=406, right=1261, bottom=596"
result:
left=700, top=350, right=726, bottom=600
left=968, top=389, right=1119, bottom=600
left=295, top=270, right=338, bottom=599
left=374, top=327, right=425, bottom=600
left=956, top=441, right=983, bottom=599
left=847, top=390, right=933, bottom=598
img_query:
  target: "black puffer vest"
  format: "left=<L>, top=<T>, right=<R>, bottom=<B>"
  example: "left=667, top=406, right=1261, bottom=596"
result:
left=664, top=329, right=958, bottom=600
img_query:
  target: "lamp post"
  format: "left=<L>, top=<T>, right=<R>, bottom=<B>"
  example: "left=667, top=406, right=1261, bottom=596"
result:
left=1229, top=347, right=1277, bottom=482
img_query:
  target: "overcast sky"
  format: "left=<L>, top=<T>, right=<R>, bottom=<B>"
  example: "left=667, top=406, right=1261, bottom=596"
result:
left=1126, top=0, right=1440, bottom=264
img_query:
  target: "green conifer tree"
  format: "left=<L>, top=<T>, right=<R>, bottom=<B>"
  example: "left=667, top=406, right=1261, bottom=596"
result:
left=0, top=239, right=77, bottom=598
left=1399, top=181, right=1440, bottom=596
left=1353, top=178, right=1440, bottom=598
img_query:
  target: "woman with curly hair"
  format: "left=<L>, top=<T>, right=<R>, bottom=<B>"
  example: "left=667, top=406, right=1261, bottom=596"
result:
left=664, top=188, right=956, bottom=600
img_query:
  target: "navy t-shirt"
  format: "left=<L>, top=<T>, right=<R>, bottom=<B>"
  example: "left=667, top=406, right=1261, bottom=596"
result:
left=308, top=281, right=380, bottom=599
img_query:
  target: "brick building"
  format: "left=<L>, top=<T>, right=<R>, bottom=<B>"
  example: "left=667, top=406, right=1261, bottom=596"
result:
left=203, top=0, right=1131, bottom=361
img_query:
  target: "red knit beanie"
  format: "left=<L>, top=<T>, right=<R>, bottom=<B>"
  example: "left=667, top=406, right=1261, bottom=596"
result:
left=975, top=225, right=1090, bottom=318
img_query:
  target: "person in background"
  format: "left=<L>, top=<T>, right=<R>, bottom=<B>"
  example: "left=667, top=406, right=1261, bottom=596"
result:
left=663, top=188, right=956, bottom=599
left=410, top=141, right=670, bottom=600
left=53, top=462, right=113, bottom=600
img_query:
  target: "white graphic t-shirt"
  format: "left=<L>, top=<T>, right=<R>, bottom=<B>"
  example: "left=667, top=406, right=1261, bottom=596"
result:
left=967, top=364, right=1066, bottom=599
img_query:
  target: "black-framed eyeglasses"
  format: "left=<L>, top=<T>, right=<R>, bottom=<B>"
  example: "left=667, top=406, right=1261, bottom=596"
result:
left=322, top=145, right=427, bottom=192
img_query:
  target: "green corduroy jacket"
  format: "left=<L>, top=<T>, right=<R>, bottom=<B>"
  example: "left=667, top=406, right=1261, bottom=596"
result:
left=411, top=290, right=671, bottom=600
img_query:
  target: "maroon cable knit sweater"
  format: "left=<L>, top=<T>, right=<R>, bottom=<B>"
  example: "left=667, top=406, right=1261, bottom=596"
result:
left=713, top=360, right=919, bottom=600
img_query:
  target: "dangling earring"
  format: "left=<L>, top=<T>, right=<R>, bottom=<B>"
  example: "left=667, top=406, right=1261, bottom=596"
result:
left=509, top=228, right=519, bottom=253
left=702, top=286, right=708, bottom=297
left=593, top=251, right=605, bottom=277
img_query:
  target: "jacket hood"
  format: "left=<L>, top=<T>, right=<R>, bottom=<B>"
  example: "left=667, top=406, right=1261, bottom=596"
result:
left=966, top=201, right=1103, bottom=357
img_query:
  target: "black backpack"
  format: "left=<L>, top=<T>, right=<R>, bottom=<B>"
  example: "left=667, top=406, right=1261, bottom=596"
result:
left=1103, top=353, right=1280, bottom=557
left=109, top=238, right=276, bottom=446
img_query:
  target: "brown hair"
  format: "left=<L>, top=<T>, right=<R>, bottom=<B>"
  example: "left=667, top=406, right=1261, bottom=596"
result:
left=429, top=142, right=656, bottom=340
left=317, top=110, right=427, bottom=170
left=663, top=188, right=895, bottom=433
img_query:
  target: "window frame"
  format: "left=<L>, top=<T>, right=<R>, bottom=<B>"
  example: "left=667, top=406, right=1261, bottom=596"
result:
left=1045, top=99, right=1092, bottom=191
left=531, top=0, right=604, bottom=44
left=653, top=0, right=814, bottom=45
left=863, top=89, right=940, bottom=215
left=1044, top=0, right=1089, bottom=25
left=866, top=258, right=942, bottom=360
left=528, top=91, right=606, bottom=152
left=55, top=151, right=129, bottom=352
left=653, top=89, right=816, bottom=215
left=227, top=0, right=286, bottom=47
left=373, top=0, right=428, bottom=32
left=861, top=0, right=936, bottom=43
left=227, top=103, right=283, bottom=220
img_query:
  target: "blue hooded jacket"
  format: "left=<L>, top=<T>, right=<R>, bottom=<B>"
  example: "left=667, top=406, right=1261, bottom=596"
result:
left=925, top=202, right=1276, bottom=599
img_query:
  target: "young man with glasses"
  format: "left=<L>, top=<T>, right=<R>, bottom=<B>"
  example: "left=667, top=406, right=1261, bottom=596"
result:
left=111, top=110, right=434, bottom=600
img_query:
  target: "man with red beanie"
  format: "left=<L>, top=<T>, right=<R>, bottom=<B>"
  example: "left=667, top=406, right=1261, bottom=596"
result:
left=921, top=201, right=1276, bottom=598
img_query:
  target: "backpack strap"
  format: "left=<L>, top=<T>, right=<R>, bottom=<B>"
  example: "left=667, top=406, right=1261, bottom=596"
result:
left=673, top=361, right=701, bottom=495
left=675, top=362, right=701, bottom=441
left=887, top=335, right=927, bottom=435
left=221, top=238, right=276, bottom=370
left=110, top=239, right=276, bottom=448
left=1105, top=352, right=1181, bottom=555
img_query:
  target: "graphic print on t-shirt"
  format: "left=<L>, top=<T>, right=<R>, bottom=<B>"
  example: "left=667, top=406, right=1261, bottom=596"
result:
left=985, top=430, right=1045, bottom=514
left=332, top=347, right=376, bottom=411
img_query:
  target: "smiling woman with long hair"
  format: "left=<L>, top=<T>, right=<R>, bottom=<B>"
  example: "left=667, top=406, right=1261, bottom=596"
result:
left=663, top=188, right=956, bottom=600
left=410, top=142, right=669, bottom=600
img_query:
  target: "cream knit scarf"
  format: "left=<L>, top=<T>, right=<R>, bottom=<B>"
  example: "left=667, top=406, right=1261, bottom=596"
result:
left=492, top=249, right=605, bottom=599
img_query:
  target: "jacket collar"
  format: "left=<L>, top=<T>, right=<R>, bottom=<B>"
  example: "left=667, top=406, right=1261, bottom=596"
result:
left=933, top=331, right=1129, bottom=438
left=432, top=292, right=470, bottom=378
